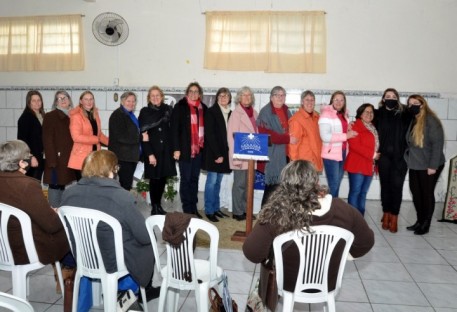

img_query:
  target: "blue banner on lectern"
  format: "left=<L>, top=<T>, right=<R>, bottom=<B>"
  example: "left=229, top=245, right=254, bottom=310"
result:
left=233, top=132, right=269, bottom=161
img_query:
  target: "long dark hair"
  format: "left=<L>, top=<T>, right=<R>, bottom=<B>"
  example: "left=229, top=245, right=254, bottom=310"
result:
left=24, top=90, right=45, bottom=118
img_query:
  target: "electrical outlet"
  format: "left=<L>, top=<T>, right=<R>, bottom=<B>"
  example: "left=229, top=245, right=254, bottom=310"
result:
left=113, top=78, right=119, bottom=86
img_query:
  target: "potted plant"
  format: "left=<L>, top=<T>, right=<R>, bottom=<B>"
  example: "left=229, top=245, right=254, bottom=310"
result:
left=163, top=176, right=179, bottom=202
left=135, top=179, right=149, bottom=200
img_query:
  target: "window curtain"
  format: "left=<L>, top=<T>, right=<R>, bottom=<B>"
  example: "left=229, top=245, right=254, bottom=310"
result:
left=0, top=14, right=85, bottom=71
left=204, top=11, right=326, bottom=73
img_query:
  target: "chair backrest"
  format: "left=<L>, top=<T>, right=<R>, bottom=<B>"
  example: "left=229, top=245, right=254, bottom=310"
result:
left=273, top=225, right=354, bottom=300
left=145, top=215, right=220, bottom=289
left=0, top=291, right=34, bottom=312
left=58, top=206, right=128, bottom=278
left=0, top=203, right=40, bottom=270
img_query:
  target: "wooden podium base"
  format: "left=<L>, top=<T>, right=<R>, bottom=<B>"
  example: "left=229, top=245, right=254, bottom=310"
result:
left=231, top=230, right=247, bottom=242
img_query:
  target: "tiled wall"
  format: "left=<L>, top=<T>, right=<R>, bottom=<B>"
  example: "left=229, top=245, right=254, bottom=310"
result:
left=1, top=86, right=455, bottom=206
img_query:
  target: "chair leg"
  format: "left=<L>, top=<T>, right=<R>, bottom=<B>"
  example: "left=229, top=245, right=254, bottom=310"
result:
left=157, top=284, right=167, bottom=312
left=166, top=288, right=180, bottom=312
left=72, top=273, right=81, bottom=312
left=101, top=275, right=118, bottom=312
left=281, top=291, right=294, bottom=312
left=140, top=286, right=149, bottom=312
left=196, top=283, right=210, bottom=312
left=327, top=295, right=336, bottom=312
left=12, top=269, right=27, bottom=300
left=54, top=262, right=64, bottom=298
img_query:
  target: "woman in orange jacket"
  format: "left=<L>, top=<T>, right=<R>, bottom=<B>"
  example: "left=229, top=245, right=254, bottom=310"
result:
left=288, top=90, right=323, bottom=171
left=344, top=103, right=380, bottom=215
left=68, top=91, right=109, bottom=178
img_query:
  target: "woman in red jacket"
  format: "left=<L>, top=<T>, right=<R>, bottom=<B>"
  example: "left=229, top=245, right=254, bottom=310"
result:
left=344, top=103, right=380, bottom=215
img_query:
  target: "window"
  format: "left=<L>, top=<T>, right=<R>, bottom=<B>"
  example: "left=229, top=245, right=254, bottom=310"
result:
left=204, top=11, right=326, bottom=73
left=0, top=14, right=84, bottom=71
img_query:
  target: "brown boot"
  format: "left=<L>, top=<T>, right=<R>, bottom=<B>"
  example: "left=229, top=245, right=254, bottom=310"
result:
left=382, top=212, right=391, bottom=230
left=62, top=266, right=76, bottom=281
left=389, top=214, right=398, bottom=233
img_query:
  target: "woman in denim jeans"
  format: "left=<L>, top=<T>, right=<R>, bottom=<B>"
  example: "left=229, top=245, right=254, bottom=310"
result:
left=203, top=87, right=232, bottom=222
left=318, top=91, right=357, bottom=197
left=344, top=103, right=380, bottom=215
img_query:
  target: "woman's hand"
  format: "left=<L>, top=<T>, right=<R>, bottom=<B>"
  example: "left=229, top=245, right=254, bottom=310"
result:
left=173, top=151, right=180, bottom=161
left=374, top=152, right=381, bottom=160
left=427, top=168, right=437, bottom=175
left=215, top=157, right=223, bottom=164
left=347, top=130, right=358, bottom=139
left=142, top=132, right=149, bottom=142
left=149, top=154, right=157, bottom=167
left=31, top=156, right=38, bottom=167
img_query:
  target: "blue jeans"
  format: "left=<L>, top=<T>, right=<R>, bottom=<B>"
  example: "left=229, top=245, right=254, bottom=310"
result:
left=204, top=171, right=223, bottom=214
left=348, top=172, right=373, bottom=215
left=323, top=151, right=346, bottom=198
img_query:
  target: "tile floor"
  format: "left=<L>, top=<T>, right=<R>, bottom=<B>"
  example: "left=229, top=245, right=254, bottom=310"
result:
left=1, top=199, right=457, bottom=312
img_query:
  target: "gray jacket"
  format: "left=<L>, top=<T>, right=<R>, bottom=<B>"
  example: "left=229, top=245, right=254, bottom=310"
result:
left=404, top=114, right=445, bottom=170
left=61, top=177, right=154, bottom=287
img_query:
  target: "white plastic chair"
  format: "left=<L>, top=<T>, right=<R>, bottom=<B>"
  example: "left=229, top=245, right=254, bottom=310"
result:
left=0, top=202, right=64, bottom=300
left=145, top=215, right=223, bottom=312
left=58, top=206, right=148, bottom=312
left=0, top=291, right=34, bottom=312
left=273, top=225, right=355, bottom=312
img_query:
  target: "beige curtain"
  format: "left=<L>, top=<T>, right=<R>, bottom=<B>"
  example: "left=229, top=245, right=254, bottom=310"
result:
left=204, top=11, right=326, bottom=73
left=0, top=14, right=85, bottom=71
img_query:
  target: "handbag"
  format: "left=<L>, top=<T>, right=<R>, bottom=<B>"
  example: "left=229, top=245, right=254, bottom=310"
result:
left=258, top=254, right=279, bottom=311
left=117, top=289, right=143, bottom=312
left=246, top=278, right=266, bottom=312
left=209, top=288, right=238, bottom=312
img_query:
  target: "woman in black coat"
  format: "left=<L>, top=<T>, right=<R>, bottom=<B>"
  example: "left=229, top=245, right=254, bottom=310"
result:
left=203, top=87, right=232, bottom=222
left=108, top=91, right=141, bottom=191
left=17, top=90, right=45, bottom=181
left=139, top=86, right=177, bottom=215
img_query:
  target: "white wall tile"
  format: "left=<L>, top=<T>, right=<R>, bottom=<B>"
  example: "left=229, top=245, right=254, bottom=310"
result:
left=40, top=90, right=55, bottom=111
left=0, top=109, right=16, bottom=127
left=6, top=91, right=23, bottom=109
left=442, top=120, right=457, bottom=141
left=448, top=98, right=457, bottom=119
left=444, top=140, right=457, bottom=161
left=0, top=128, right=6, bottom=143
left=6, top=127, right=17, bottom=141
left=0, top=91, right=6, bottom=108
left=427, top=98, right=448, bottom=119
left=93, top=91, right=107, bottom=110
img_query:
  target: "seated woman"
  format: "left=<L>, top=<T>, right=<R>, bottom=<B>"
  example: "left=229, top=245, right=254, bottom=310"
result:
left=60, top=150, right=159, bottom=300
left=243, top=160, right=374, bottom=293
left=0, top=140, right=73, bottom=290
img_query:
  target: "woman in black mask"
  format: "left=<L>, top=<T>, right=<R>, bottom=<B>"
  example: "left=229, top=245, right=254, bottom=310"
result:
left=404, top=94, right=445, bottom=235
left=374, top=88, right=412, bottom=233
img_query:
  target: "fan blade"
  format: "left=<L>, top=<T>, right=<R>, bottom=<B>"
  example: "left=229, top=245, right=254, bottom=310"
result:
left=110, top=31, right=120, bottom=42
left=107, top=19, right=124, bottom=28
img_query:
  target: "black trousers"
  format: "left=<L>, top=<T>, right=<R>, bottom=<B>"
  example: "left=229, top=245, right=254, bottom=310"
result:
left=118, top=160, right=137, bottom=191
left=409, top=165, right=444, bottom=224
left=378, top=155, right=407, bottom=215
left=178, top=153, right=202, bottom=213
left=149, top=177, right=167, bottom=205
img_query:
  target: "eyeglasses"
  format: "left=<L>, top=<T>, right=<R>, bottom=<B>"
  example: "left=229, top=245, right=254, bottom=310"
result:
left=273, top=94, right=286, bottom=98
left=57, top=96, right=68, bottom=102
left=218, top=94, right=229, bottom=99
left=188, top=90, right=200, bottom=95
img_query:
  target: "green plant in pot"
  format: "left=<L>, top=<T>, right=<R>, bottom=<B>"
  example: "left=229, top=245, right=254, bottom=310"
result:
left=163, top=176, right=179, bottom=202
left=135, top=179, right=149, bottom=198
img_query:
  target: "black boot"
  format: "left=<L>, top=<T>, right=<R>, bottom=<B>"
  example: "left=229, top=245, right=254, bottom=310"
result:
left=151, top=204, right=159, bottom=215
left=414, top=220, right=430, bottom=235
left=156, top=204, right=167, bottom=215
left=406, top=221, right=420, bottom=231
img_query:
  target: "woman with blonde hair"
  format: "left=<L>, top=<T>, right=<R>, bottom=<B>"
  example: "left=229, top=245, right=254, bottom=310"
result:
left=404, top=94, right=445, bottom=235
left=68, top=91, right=109, bottom=179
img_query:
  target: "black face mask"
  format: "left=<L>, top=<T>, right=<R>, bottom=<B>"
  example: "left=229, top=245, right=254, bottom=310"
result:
left=408, top=105, right=421, bottom=116
left=384, top=99, right=398, bottom=109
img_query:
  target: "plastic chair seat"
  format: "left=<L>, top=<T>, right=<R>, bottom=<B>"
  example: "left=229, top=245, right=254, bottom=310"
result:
left=0, top=291, right=34, bottom=312
left=59, top=206, right=148, bottom=312
left=273, top=225, right=354, bottom=312
left=0, top=202, right=64, bottom=301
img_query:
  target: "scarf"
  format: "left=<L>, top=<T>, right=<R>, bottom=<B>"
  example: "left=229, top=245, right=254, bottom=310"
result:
left=219, top=104, right=231, bottom=126
left=187, top=96, right=204, bottom=157
left=362, top=120, right=380, bottom=152
left=241, top=105, right=257, bottom=131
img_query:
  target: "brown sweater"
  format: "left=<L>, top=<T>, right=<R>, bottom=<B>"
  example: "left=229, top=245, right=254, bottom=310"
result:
left=0, top=171, right=69, bottom=265
left=243, top=196, right=374, bottom=292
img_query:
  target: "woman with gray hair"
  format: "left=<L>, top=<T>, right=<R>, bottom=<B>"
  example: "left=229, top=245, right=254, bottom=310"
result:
left=108, top=91, right=141, bottom=191
left=227, top=86, right=258, bottom=220
left=42, top=90, right=76, bottom=207
left=0, top=140, right=71, bottom=279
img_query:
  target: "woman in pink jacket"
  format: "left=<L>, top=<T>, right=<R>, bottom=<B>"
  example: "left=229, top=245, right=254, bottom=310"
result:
left=318, top=91, right=357, bottom=198
left=68, top=91, right=109, bottom=178
left=227, top=86, right=258, bottom=221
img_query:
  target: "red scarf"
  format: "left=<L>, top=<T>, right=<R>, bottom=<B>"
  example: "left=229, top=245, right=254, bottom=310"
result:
left=187, top=97, right=204, bottom=157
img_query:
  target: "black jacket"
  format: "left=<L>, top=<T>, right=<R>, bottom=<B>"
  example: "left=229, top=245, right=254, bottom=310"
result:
left=17, top=110, right=43, bottom=161
left=171, top=97, right=207, bottom=162
left=138, top=103, right=177, bottom=179
left=204, top=103, right=231, bottom=173
left=108, top=106, right=140, bottom=163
